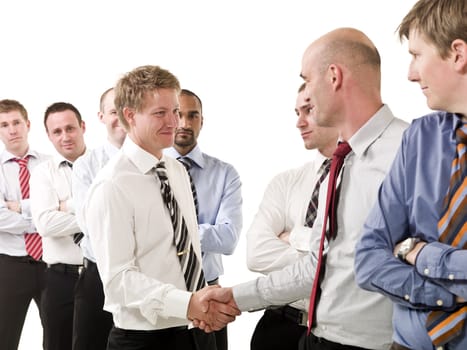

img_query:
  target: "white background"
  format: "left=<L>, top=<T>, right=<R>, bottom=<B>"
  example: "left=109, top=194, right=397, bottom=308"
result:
left=0, top=0, right=431, bottom=349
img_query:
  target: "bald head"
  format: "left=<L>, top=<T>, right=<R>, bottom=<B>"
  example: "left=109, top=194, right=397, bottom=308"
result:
left=304, top=28, right=380, bottom=74
left=300, top=28, right=384, bottom=139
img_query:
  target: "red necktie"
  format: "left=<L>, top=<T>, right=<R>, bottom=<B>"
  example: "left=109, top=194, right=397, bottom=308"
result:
left=307, top=141, right=352, bottom=334
left=14, top=157, right=43, bottom=260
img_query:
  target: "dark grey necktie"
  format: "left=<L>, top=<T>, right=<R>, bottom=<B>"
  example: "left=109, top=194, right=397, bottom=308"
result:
left=305, top=158, right=331, bottom=228
left=155, top=161, right=205, bottom=291
left=177, top=157, right=199, bottom=219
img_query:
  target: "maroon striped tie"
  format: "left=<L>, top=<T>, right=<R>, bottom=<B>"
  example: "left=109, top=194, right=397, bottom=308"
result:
left=14, top=157, right=42, bottom=260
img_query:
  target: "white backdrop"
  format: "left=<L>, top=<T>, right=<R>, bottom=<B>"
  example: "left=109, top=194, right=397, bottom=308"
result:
left=0, top=1, right=431, bottom=349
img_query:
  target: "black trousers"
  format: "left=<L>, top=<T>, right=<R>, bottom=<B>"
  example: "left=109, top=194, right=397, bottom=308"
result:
left=298, top=332, right=373, bottom=350
left=0, top=254, right=46, bottom=350
left=107, top=326, right=217, bottom=350
left=42, top=263, right=80, bottom=350
left=250, top=307, right=307, bottom=350
left=73, top=259, right=113, bottom=350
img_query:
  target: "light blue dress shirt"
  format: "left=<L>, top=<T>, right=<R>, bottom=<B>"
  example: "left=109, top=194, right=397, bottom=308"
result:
left=72, top=141, right=120, bottom=262
left=164, top=145, right=243, bottom=282
left=355, top=111, right=467, bottom=350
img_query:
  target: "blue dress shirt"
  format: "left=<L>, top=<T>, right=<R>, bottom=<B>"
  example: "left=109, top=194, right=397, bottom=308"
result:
left=164, top=146, right=243, bottom=282
left=355, top=111, right=467, bottom=350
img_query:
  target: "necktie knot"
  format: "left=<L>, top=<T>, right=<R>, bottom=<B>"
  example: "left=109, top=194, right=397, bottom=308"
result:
left=178, top=157, right=194, bottom=171
left=61, top=160, right=73, bottom=169
left=333, top=141, right=352, bottom=158
left=13, top=156, right=29, bottom=168
left=155, top=162, right=168, bottom=181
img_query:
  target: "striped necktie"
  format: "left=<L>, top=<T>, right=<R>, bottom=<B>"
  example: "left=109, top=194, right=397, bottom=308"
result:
left=177, top=157, right=199, bottom=219
left=305, top=159, right=331, bottom=228
left=13, top=156, right=43, bottom=260
left=155, top=162, right=206, bottom=291
left=426, top=122, right=467, bottom=347
left=307, top=141, right=352, bottom=334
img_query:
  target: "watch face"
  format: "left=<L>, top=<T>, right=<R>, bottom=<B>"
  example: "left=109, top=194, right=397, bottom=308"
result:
left=398, top=238, right=415, bottom=260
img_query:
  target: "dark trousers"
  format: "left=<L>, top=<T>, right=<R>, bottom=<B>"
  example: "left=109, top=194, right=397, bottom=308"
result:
left=42, top=263, right=80, bottom=350
left=107, top=326, right=217, bottom=350
left=298, top=332, right=373, bottom=350
left=0, top=254, right=46, bottom=350
left=251, top=307, right=307, bottom=350
left=73, top=259, right=113, bottom=350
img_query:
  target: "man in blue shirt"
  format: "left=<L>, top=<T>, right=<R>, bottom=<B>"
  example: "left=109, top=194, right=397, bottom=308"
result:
left=355, top=0, right=467, bottom=349
left=164, top=89, right=243, bottom=350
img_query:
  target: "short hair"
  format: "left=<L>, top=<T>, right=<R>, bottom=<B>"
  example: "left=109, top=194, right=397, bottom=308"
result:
left=99, top=87, right=114, bottom=113
left=44, top=102, right=83, bottom=131
left=114, top=65, right=181, bottom=130
left=180, top=89, right=203, bottom=113
left=398, top=0, right=467, bottom=59
left=0, top=99, right=28, bottom=121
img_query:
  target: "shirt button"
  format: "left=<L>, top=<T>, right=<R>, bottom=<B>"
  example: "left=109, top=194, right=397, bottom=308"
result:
left=424, top=268, right=430, bottom=275
left=436, top=346, right=444, bottom=350
left=448, top=274, right=454, bottom=280
left=436, top=300, right=443, bottom=306
left=404, top=294, right=410, bottom=301
left=321, top=325, right=327, bottom=330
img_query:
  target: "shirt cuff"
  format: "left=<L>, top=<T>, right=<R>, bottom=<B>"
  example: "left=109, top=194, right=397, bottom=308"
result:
left=232, top=279, right=268, bottom=312
left=161, top=288, right=193, bottom=319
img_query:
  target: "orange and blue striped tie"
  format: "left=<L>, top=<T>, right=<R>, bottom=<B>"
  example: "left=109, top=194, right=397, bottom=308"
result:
left=426, top=122, right=467, bottom=347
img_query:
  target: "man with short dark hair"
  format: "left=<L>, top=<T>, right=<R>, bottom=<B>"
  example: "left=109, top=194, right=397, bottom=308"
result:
left=31, top=102, right=87, bottom=350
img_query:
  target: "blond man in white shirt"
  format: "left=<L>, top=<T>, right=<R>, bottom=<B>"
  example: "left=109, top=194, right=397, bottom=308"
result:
left=30, top=102, right=87, bottom=350
left=83, top=65, right=239, bottom=350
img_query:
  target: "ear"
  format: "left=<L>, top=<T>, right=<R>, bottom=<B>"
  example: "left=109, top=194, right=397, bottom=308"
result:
left=123, top=107, right=135, bottom=127
left=328, top=64, right=343, bottom=91
left=26, top=119, right=31, bottom=131
left=452, top=39, right=467, bottom=73
left=80, top=120, right=86, bottom=133
left=97, top=111, right=104, bottom=123
left=200, top=115, right=204, bottom=129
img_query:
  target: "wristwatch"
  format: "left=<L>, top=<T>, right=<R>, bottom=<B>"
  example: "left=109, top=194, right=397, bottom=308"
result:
left=396, top=237, right=421, bottom=261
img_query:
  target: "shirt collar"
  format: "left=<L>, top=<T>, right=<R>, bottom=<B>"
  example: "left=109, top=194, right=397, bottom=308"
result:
left=347, top=104, right=396, bottom=157
left=0, top=148, right=39, bottom=164
left=164, top=145, right=204, bottom=169
left=122, top=137, right=164, bottom=175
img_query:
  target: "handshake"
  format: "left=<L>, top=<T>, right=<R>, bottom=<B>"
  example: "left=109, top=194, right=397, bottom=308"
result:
left=187, top=285, right=241, bottom=332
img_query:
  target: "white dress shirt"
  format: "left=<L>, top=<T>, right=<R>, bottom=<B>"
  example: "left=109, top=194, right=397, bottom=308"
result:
left=83, top=138, right=200, bottom=330
left=30, top=154, right=84, bottom=265
left=246, top=152, right=328, bottom=311
left=72, top=141, right=120, bottom=263
left=233, top=105, right=409, bottom=350
left=0, top=149, right=50, bottom=256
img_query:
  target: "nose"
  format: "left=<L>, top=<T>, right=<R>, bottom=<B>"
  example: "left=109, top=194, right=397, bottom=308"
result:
left=407, top=59, right=418, bottom=82
left=8, top=124, right=17, bottom=134
left=296, top=112, right=307, bottom=129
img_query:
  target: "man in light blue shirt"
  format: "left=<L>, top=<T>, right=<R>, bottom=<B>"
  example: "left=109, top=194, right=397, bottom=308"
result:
left=164, top=89, right=243, bottom=350
left=355, top=0, right=467, bottom=349
left=72, top=88, right=127, bottom=350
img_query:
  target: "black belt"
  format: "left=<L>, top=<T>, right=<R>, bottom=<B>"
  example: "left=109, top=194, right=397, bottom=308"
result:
left=113, top=325, right=188, bottom=336
left=308, top=333, right=371, bottom=350
left=268, top=305, right=308, bottom=326
left=47, top=263, right=82, bottom=274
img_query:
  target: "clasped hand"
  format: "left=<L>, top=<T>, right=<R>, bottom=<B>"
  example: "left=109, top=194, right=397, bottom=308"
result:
left=187, top=285, right=240, bottom=333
